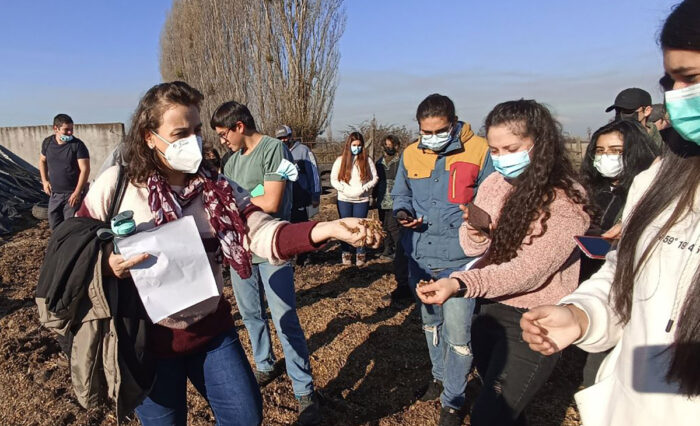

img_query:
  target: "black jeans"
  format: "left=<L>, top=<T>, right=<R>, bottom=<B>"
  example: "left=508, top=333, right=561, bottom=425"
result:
left=378, top=209, right=408, bottom=287
left=470, top=302, right=561, bottom=426
left=582, top=349, right=611, bottom=387
left=378, top=209, right=400, bottom=256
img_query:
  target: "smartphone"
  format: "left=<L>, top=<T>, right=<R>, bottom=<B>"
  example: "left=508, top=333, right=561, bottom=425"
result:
left=467, top=203, right=492, bottom=236
left=395, top=209, right=415, bottom=222
left=574, top=235, right=612, bottom=259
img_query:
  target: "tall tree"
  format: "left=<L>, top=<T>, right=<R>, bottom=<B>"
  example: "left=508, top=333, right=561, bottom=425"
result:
left=160, top=0, right=346, bottom=142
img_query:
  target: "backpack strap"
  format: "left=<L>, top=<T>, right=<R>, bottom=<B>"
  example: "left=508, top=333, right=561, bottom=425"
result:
left=107, top=165, right=128, bottom=220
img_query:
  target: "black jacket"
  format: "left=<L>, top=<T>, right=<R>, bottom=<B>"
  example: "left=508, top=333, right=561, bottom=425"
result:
left=37, top=217, right=104, bottom=314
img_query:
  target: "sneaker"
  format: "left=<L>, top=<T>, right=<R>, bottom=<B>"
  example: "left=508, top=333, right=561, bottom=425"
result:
left=356, top=253, right=367, bottom=267
left=418, top=378, right=443, bottom=402
left=297, top=391, right=322, bottom=426
left=254, top=366, right=281, bottom=387
left=438, top=406, right=463, bottom=426
left=56, top=352, right=70, bottom=369
left=342, top=252, right=352, bottom=266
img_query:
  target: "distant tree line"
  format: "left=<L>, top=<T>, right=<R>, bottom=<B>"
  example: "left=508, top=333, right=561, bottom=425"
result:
left=160, top=0, right=346, bottom=145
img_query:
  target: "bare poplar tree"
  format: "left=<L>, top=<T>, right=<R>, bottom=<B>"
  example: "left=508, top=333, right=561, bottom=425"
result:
left=160, top=0, right=345, bottom=143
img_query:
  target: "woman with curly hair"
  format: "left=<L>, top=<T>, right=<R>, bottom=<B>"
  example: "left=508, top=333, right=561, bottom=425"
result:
left=577, top=119, right=659, bottom=387
left=581, top=119, right=659, bottom=235
left=416, top=99, right=591, bottom=425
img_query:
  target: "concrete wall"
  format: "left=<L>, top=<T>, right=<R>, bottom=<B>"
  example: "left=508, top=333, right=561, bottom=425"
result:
left=0, top=123, right=124, bottom=180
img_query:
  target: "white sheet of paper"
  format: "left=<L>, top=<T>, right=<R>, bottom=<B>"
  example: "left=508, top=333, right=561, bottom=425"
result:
left=116, top=216, right=219, bottom=323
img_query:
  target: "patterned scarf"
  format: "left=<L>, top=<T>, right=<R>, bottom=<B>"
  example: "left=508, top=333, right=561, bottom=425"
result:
left=147, top=168, right=252, bottom=279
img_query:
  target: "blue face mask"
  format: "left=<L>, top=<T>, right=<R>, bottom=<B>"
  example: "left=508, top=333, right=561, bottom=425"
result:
left=351, top=145, right=362, bottom=155
left=492, top=147, right=532, bottom=178
left=59, top=134, right=73, bottom=142
left=665, top=82, right=700, bottom=144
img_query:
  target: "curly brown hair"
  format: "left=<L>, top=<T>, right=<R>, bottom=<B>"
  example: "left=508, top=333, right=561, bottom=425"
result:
left=122, top=81, right=204, bottom=184
left=484, top=99, right=590, bottom=265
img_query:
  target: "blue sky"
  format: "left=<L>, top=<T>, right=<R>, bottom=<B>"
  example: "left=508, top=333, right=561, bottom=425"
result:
left=0, top=0, right=678, bottom=138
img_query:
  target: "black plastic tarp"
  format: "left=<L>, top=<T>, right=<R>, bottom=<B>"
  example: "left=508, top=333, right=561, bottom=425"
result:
left=0, top=145, right=48, bottom=234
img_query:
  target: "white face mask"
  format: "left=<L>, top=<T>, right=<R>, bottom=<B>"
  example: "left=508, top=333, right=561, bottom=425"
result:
left=593, top=154, right=623, bottom=178
left=151, top=131, right=203, bottom=173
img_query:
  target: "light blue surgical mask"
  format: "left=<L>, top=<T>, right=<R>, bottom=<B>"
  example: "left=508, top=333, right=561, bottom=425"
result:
left=59, top=134, right=73, bottom=142
left=492, top=146, right=533, bottom=178
left=665, top=82, right=700, bottom=144
left=351, top=145, right=362, bottom=155
left=420, top=130, right=452, bottom=152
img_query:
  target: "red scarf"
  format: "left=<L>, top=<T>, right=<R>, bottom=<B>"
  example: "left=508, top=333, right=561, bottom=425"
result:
left=147, top=168, right=252, bottom=279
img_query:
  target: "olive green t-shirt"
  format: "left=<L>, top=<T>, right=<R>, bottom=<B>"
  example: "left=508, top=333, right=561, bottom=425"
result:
left=223, top=136, right=294, bottom=262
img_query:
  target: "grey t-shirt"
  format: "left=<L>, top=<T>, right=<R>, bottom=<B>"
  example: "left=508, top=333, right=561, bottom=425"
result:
left=223, top=136, right=293, bottom=262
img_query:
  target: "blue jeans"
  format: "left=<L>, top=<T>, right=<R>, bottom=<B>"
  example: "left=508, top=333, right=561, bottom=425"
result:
left=231, top=262, right=313, bottom=397
left=337, top=200, right=369, bottom=254
left=409, top=259, right=476, bottom=410
left=135, top=328, right=262, bottom=426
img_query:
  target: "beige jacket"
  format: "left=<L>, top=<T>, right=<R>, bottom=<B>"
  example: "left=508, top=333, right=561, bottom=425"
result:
left=37, top=248, right=147, bottom=418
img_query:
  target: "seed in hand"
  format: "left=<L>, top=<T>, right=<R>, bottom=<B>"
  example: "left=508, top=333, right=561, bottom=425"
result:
left=417, top=279, right=436, bottom=297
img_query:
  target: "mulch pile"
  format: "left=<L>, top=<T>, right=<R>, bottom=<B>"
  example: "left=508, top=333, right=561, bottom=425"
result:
left=0, top=202, right=585, bottom=425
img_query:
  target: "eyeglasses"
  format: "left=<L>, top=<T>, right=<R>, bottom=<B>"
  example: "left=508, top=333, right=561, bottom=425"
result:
left=216, top=129, right=229, bottom=140
left=594, top=147, right=624, bottom=156
left=217, top=122, right=244, bottom=142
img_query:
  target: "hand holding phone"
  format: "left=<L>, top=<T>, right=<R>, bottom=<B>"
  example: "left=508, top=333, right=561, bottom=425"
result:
left=466, top=203, right=492, bottom=236
left=395, top=209, right=415, bottom=222
left=396, top=209, right=423, bottom=229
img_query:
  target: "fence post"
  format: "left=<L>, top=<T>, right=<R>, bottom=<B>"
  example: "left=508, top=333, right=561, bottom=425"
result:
left=577, top=137, right=583, bottom=164
left=370, top=115, right=376, bottom=161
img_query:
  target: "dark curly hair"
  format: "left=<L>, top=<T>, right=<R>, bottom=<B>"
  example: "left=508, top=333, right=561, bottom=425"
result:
left=581, top=119, right=659, bottom=204
left=484, top=99, right=590, bottom=265
left=122, top=81, right=204, bottom=184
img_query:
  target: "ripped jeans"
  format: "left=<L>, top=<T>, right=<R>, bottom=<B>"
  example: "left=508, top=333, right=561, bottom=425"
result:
left=408, top=259, right=475, bottom=410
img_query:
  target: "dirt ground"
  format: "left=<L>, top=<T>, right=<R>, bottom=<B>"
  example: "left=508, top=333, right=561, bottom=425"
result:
left=0, top=200, right=586, bottom=425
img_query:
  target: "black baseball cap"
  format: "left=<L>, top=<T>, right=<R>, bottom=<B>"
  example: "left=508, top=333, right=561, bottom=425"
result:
left=605, top=88, right=652, bottom=112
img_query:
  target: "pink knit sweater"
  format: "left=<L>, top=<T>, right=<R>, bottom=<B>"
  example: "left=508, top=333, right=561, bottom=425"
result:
left=451, top=173, right=590, bottom=308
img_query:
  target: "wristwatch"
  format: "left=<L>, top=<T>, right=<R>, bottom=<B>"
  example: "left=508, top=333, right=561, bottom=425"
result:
left=454, top=277, right=468, bottom=296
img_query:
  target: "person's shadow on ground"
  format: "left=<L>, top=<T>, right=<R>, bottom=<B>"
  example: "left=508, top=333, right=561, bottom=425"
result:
left=295, top=259, right=392, bottom=310
left=318, top=304, right=433, bottom=424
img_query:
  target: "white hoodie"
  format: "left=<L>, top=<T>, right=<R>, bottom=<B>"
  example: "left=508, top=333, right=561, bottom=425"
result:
left=560, top=161, right=700, bottom=425
left=330, top=155, right=378, bottom=203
